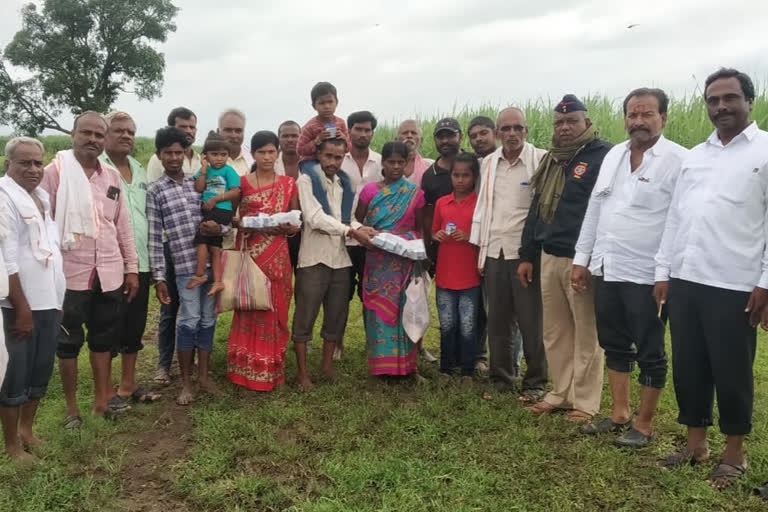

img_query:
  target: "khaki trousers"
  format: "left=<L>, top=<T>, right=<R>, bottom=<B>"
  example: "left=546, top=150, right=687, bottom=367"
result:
left=540, top=252, right=604, bottom=415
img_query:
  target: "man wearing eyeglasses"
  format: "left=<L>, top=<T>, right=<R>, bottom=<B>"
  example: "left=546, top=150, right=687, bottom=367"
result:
left=470, top=107, right=549, bottom=399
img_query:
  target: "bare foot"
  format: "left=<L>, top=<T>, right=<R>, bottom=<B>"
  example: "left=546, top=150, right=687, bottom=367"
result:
left=297, top=376, right=314, bottom=392
left=206, top=281, right=225, bottom=296
left=186, top=274, right=208, bottom=290
left=461, top=376, right=473, bottom=387
left=321, top=366, right=336, bottom=381
left=19, top=432, right=43, bottom=448
left=6, top=443, right=37, bottom=464
left=176, top=387, right=194, bottom=406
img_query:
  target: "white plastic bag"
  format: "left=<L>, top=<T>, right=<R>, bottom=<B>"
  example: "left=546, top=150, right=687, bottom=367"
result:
left=402, top=270, right=431, bottom=343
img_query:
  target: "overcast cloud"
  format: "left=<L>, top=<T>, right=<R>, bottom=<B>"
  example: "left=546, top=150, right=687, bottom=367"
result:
left=1, top=0, right=767, bottom=136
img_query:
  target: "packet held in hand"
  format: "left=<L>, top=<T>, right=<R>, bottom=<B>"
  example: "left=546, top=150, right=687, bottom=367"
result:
left=242, top=210, right=302, bottom=229
left=270, top=210, right=302, bottom=227
left=372, top=233, right=426, bottom=260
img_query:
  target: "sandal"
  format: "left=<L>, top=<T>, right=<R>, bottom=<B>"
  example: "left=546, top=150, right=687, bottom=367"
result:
left=579, top=417, right=631, bottom=435
left=518, top=388, right=546, bottom=404
left=525, top=401, right=560, bottom=415
left=707, top=459, right=748, bottom=490
left=153, top=367, right=171, bottom=385
left=104, top=395, right=131, bottom=419
left=659, top=447, right=710, bottom=469
left=753, top=482, right=768, bottom=500
left=121, top=387, right=162, bottom=404
left=566, top=410, right=593, bottom=423
left=63, top=415, right=82, bottom=430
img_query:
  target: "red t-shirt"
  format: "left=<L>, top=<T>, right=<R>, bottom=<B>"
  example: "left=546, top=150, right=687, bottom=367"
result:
left=431, top=191, right=480, bottom=290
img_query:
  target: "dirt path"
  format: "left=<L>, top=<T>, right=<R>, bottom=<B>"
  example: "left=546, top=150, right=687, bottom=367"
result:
left=111, top=314, right=193, bottom=511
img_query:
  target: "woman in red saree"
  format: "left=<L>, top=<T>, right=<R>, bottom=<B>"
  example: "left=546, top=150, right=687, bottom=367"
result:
left=227, top=131, right=299, bottom=391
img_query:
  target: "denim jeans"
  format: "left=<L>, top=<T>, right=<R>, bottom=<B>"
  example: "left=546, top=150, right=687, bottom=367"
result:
left=436, top=286, right=481, bottom=376
left=157, top=242, right=180, bottom=370
left=174, top=271, right=217, bottom=353
left=0, top=309, right=60, bottom=406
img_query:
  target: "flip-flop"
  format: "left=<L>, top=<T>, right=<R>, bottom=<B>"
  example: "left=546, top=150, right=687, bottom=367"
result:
left=707, top=459, right=748, bottom=490
left=579, top=417, right=631, bottom=435
left=753, top=482, right=768, bottom=500
left=123, top=387, right=162, bottom=404
left=659, top=447, right=710, bottom=468
left=103, top=395, right=131, bottom=420
left=565, top=410, right=593, bottom=423
left=525, top=401, right=560, bottom=415
left=63, top=415, right=82, bottom=429
left=153, top=368, right=172, bottom=385
left=518, top=389, right=546, bottom=404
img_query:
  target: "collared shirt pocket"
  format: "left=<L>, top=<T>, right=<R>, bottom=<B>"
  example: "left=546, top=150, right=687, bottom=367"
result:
left=630, top=179, right=667, bottom=210
left=716, top=165, right=764, bottom=205
left=98, top=194, right=118, bottom=222
left=511, top=181, right=534, bottom=208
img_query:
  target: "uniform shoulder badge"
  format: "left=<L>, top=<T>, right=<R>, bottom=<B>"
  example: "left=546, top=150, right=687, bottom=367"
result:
left=573, top=162, right=588, bottom=178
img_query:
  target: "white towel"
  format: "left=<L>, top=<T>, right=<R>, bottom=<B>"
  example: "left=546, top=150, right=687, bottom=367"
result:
left=52, top=150, right=99, bottom=250
left=0, top=176, right=54, bottom=266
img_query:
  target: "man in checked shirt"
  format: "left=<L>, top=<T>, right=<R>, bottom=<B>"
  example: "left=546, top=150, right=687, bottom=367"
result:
left=147, top=127, right=226, bottom=406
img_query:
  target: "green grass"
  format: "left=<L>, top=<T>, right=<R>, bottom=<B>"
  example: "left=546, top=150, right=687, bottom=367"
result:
left=1, top=292, right=768, bottom=511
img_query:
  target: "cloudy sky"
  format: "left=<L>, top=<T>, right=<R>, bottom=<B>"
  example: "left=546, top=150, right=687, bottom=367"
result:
left=1, top=0, right=767, bottom=136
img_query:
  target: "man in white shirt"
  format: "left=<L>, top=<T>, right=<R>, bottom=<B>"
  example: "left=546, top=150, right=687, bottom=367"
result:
left=217, top=108, right=253, bottom=250
left=292, top=138, right=374, bottom=390
left=337, top=111, right=382, bottom=359
left=146, top=107, right=201, bottom=183
left=470, top=108, right=548, bottom=397
left=572, top=88, right=687, bottom=447
left=0, top=137, right=65, bottom=460
left=654, top=69, right=768, bottom=489
left=218, top=108, right=254, bottom=177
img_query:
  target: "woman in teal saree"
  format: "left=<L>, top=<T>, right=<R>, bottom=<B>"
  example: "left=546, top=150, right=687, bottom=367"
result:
left=355, top=141, right=426, bottom=376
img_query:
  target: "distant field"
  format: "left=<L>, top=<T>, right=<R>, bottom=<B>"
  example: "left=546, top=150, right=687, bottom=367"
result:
left=1, top=92, right=766, bottom=169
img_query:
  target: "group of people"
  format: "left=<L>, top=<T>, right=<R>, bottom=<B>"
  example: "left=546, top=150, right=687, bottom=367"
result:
left=0, top=66, right=767, bottom=497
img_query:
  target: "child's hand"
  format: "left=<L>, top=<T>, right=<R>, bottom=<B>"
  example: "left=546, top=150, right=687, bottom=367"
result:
left=200, top=156, right=209, bottom=173
left=202, top=198, right=217, bottom=211
left=450, top=229, right=469, bottom=242
left=432, top=230, right=448, bottom=242
left=316, top=128, right=333, bottom=145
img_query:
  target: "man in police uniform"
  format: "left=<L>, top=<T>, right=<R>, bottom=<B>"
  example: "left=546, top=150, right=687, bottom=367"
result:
left=518, top=95, right=612, bottom=422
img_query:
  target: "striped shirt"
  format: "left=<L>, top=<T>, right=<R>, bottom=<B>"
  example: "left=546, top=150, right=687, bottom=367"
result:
left=147, top=174, right=203, bottom=281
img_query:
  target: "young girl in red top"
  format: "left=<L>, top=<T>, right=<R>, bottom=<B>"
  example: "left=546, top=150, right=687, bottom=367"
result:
left=431, top=152, right=481, bottom=383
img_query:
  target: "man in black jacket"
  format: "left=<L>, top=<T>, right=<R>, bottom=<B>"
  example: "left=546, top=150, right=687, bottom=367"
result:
left=517, top=95, right=612, bottom=422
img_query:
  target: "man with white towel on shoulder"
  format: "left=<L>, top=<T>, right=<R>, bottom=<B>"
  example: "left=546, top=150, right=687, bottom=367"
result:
left=41, top=111, right=139, bottom=428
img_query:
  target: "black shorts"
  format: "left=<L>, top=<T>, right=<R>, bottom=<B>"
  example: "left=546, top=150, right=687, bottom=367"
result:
left=57, top=274, right=123, bottom=359
left=117, top=272, right=151, bottom=354
left=193, top=207, right=234, bottom=247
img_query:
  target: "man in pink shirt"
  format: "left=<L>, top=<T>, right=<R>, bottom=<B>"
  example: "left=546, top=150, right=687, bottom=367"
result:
left=397, top=119, right=435, bottom=187
left=40, top=111, right=139, bottom=427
